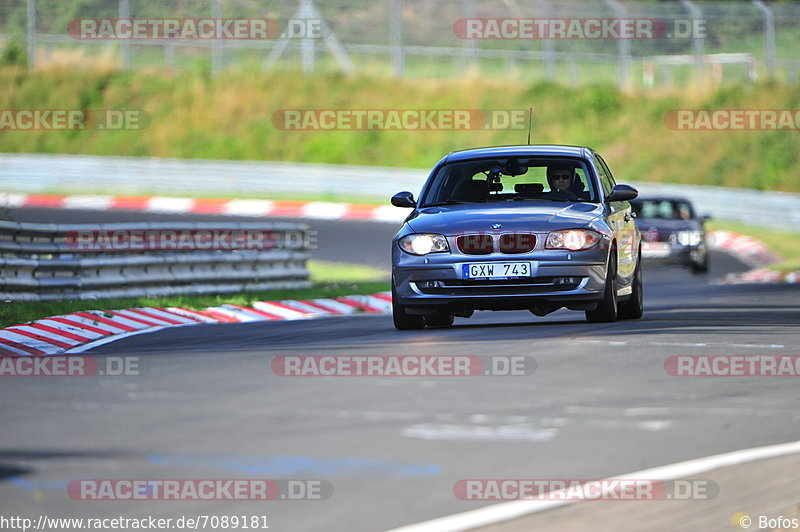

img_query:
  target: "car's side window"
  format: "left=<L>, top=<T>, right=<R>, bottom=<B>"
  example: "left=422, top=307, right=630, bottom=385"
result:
left=593, top=155, right=613, bottom=196
left=596, top=155, right=617, bottom=187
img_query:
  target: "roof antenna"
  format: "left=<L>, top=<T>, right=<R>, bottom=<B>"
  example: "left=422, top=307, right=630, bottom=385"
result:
left=526, top=107, right=533, bottom=145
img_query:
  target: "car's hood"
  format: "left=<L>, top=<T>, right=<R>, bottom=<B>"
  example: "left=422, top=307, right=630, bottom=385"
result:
left=406, top=202, right=604, bottom=234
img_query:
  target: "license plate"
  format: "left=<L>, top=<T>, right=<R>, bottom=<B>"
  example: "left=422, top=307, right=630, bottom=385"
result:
left=462, top=262, right=532, bottom=280
left=641, top=242, right=671, bottom=258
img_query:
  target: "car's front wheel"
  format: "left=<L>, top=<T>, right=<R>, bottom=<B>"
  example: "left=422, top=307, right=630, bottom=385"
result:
left=586, top=251, right=618, bottom=323
left=690, top=245, right=709, bottom=274
left=618, top=250, right=643, bottom=320
left=392, top=281, right=425, bottom=330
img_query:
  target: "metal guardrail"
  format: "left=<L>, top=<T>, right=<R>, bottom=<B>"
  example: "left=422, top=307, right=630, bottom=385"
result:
left=0, top=220, right=312, bottom=301
left=0, top=153, right=428, bottom=199
left=2, top=153, right=799, bottom=231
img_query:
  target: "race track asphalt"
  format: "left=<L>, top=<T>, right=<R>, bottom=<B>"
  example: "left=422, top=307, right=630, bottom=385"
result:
left=1, top=207, right=798, bottom=531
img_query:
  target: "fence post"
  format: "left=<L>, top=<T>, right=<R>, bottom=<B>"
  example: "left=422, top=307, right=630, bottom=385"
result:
left=534, top=0, right=555, bottom=80
left=462, top=0, right=477, bottom=67
left=26, top=0, right=36, bottom=69
left=265, top=0, right=353, bottom=74
left=604, top=0, right=631, bottom=88
left=752, top=0, right=776, bottom=79
left=119, top=0, right=131, bottom=69
left=389, top=0, right=404, bottom=77
left=300, top=0, right=316, bottom=74
left=680, top=0, right=704, bottom=84
left=212, top=0, right=223, bottom=75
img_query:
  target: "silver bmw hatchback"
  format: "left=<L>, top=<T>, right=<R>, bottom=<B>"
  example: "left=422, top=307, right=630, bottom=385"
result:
left=390, top=145, right=643, bottom=329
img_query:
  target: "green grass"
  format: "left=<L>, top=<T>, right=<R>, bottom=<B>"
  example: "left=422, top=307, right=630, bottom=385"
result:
left=0, top=260, right=390, bottom=328
left=2, top=65, right=800, bottom=193
left=308, top=260, right=389, bottom=283
left=707, top=219, right=800, bottom=271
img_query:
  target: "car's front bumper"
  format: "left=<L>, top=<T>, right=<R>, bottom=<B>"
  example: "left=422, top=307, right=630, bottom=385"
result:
left=392, top=249, right=608, bottom=314
left=641, top=241, right=704, bottom=265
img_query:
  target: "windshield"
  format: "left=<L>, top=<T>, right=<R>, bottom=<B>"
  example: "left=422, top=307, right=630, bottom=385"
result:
left=631, top=199, right=695, bottom=221
left=419, top=157, right=599, bottom=206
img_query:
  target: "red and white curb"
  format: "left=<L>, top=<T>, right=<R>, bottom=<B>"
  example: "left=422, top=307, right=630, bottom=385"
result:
left=0, top=193, right=406, bottom=223
left=717, top=267, right=799, bottom=285
left=0, top=292, right=392, bottom=357
left=708, top=230, right=782, bottom=268
left=708, top=230, right=799, bottom=285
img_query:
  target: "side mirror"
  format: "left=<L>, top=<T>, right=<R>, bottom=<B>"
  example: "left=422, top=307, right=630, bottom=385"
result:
left=391, top=191, right=417, bottom=208
left=606, top=184, right=638, bottom=203
left=702, top=213, right=712, bottom=221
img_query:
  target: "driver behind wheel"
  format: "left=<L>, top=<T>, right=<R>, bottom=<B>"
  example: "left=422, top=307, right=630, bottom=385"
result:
left=546, top=164, right=583, bottom=200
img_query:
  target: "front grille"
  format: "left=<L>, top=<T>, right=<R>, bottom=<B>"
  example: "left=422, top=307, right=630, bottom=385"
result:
left=456, top=233, right=537, bottom=254
left=499, top=233, right=536, bottom=254
left=457, top=235, right=493, bottom=255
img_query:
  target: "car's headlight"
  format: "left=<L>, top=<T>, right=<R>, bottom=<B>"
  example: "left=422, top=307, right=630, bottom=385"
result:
left=399, top=234, right=450, bottom=255
left=676, top=231, right=703, bottom=247
left=546, top=229, right=601, bottom=251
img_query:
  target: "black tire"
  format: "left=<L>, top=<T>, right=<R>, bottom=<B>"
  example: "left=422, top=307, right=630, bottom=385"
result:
left=586, top=250, right=619, bottom=323
left=618, top=251, right=643, bottom=320
left=690, top=246, right=709, bottom=274
left=392, top=281, right=425, bottom=330
left=425, top=312, right=454, bottom=328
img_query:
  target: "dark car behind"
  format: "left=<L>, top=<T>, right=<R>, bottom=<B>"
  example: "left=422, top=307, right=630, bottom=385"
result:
left=630, top=196, right=710, bottom=273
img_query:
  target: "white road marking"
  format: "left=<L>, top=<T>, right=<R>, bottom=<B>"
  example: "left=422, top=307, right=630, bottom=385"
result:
left=573, top=339, right=785, bottom=349
left=385, top=438, right=800, bottom=532
left=274, top=338, right=787, bottom=351
left=402, top=424, right=559, bottom=442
